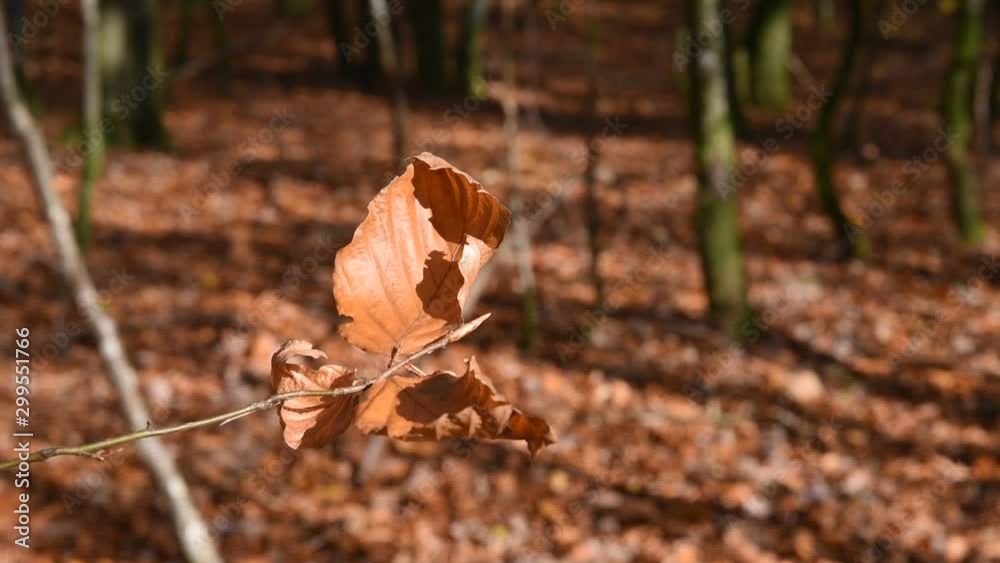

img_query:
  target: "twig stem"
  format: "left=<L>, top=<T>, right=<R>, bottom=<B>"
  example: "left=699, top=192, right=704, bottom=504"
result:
left=0, top=333, right=453, bottom=471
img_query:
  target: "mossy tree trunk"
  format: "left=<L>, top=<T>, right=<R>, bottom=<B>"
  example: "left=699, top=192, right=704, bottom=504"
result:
left=100, top=0, right=170, bottom=148
left=76, top=0, right=105, bottom=250
left=688, top=0, right=751, bottom=339
left=943, top=0, right=987, bottom=244
left=723, top=16, right=748, bottom=137
left=747, top=0, right=793, bottom=110
left=457, top=0, right=490, bottom=97
left=810, top=0, right=870, bottom=258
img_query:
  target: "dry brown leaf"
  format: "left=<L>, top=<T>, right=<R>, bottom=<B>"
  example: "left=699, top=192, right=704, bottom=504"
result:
left=271, top=340, right=359, bottom=449
left=332, top=153, right=512, bottom=359
left=354, top=357, right=555, bottom=455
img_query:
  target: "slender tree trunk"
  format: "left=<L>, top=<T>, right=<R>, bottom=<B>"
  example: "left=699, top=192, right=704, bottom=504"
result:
left=101, top=0, right=171, bottom=148
left=4, top=0, right=27, bottom=88
left=0, top=7, right=223, bottom=563
left=457, top=0, right=490, bottom=97
left=723, top=16, right=748, bottom=138
left=943, top=0, right=987, bottom=244
left=412, top=0, right=445, bottom=91
left=815, top=0, right=835, bottom=31
left=369, top=0, right=409, bottom=166
left=130, top=0, right=170, bottom=147
left=76, top=0, right=106, bottom=250
left=974, top=31, right=998, bottom=153
left=501, top=0, right=538, bottom=352
left=209, top=0, right=231, bottom=81
left=810, top=0, right=870, bottom=258
left=583, top=0, right=604, bottom=305
left=839, top=0, right=885, bottom=153
left=284, top=0, right=314, bottom=17
left=689, top=0, right=751, bottom=339
left=990, top=48, right=1000, bottom=150
left=100, top=0, right=131, bottom=144
left=173, top=0, right=195, bottom=65
left=326, top=0, right=357, bottom=74
left=747, top=0, right=793, bottom=110
left=359, top=0, right=382, bottom=88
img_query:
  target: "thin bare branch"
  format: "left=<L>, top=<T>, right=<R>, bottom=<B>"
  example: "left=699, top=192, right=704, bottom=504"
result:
left=0, top=322, right=463, bottom=472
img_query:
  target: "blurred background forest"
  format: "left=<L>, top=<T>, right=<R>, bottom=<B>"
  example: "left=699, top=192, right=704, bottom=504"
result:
left=0, top=0, right=998, bottom=561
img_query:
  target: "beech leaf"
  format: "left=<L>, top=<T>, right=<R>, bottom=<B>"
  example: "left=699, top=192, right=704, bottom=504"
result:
left=332, top=153, right=512, bottom=358
left=354, top=356, right=555, bottom=455
left=271, top=340, right=359, bottom=449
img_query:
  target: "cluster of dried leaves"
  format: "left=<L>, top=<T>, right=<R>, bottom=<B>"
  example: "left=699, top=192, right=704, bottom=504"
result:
left=271, top=154, right=554, bottom=455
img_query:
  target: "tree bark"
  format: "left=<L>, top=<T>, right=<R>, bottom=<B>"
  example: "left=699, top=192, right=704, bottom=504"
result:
left=101, top=0, right=170, bottom=148
left=411, top=0, right=445, bottom=91
left=838, top=0, right=885, bottom=153
left=689, top=0, right=751, bottom=339
left=369, top=0, right=410, bottom=166
left=583, top=0, right=604, bottom=306
left=0, top=6, right=223, bottom=563
left=501, top=0, right=538, bottom=352
left=326, top=0, right=358, bottom=74
left=3, top=0, right=27, bottom=88
left=943, top=0, right=987, bottom=244
left=747, top=0, right=793, bottom=110
left=810, top=0, right=870, bottom=258
left=173, top=0, right=195, bottom=65
left=75, top=0, right=106, bottom=250
left=815, top=0, right=835, bottom=31
left=457, top=0, right=490, bottom=97
left=359, top=0, right=382, bottom=88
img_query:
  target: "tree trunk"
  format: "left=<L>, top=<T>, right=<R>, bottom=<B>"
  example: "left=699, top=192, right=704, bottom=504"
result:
left=747, top=0, right=793, bottom=110
left=209, top=0, right=231, bottom=81
left=457, top=0, right=490, bottom=97
left=989, top=48, right=1000, bottom=150
left=369, top=0, right=409, bottom=166
left=943, top=0, right=987, bottom=244
left=412, top=0, right=445, bottom=91
left=838, top=0, right=885, bottom=153
left=688, top=0, right=751, bottom=339
left=282, top=0, right=314, bottom=17
left=501, top=0, right=538, bottom=352
left=359, top=0, right=382, bottom=88
left=810, top=0, right=870, bottom=258
left=815, top=0, right=835, bottom=31
left=326, top=0, right=357, bottom=74
left=173, top=0, right=195, bottom=65
left=723, top=16, right=748, bottom=137
left=76, top=0, right=106, bottom=250
left=100, top=0, right=170, bottom=148
left=583, top=0, right=604, bottom=306
left=4, top=0, right=27, bottom=88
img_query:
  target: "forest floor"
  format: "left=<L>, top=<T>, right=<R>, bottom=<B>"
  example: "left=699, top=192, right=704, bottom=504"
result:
left=0, top=1, right=999, bottom=562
